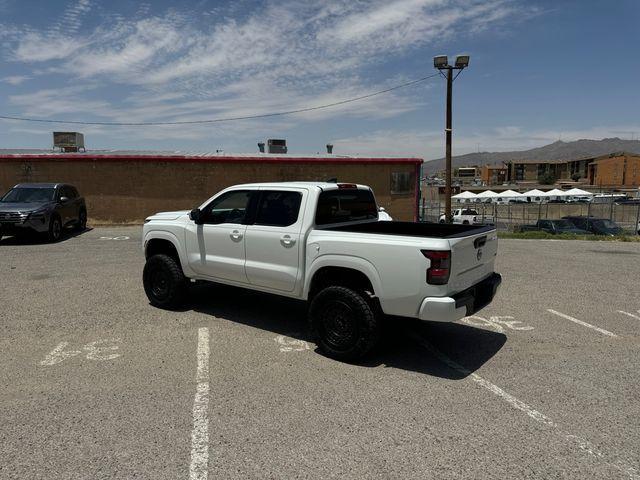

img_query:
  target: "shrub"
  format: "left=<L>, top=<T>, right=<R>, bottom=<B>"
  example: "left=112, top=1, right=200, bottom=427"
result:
left=538, top=172, right=557, bottom=185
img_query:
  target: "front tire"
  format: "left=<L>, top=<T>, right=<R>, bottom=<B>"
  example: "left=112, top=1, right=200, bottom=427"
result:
left=47, top=215, right=62, bottom=242
left=309, top=286, right=381, bottom=361
left=75, top=208, right=87, bottom=231
left=143, top=254, right=188, bottom=309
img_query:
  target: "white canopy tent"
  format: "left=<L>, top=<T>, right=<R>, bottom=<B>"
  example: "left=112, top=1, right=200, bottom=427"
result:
left=496, top=189, right=524, bottom=201
left=452, top=191, right=478, bottom=203
left=564, top=188, right=593, bottom=197
left=476, top=190, right=498, bottom=203
left=522, top=189, right=546, bottom=203
left=542, top=188, right=570, bottom=200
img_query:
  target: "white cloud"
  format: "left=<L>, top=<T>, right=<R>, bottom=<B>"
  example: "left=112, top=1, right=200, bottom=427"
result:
left=0, top=0, right=534, bottom=145
left=13, top=32, right=85, bottom=62
left=2, top=75, right=30, bottom=85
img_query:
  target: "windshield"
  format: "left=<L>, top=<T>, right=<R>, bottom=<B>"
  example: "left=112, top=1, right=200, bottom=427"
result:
left=1, top=187, right=55, bottom=203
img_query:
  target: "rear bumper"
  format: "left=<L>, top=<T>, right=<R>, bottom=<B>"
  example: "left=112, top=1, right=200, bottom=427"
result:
left=418, top=273, right=502, bottom=322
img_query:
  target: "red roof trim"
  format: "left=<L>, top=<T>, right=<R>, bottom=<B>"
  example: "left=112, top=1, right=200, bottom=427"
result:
left=0, top=154, right=422, bottom=165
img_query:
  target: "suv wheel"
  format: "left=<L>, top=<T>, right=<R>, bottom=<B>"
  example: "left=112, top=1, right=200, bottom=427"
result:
left=75, top=209, right=87, bottom=231
left=309, top=286, right=381, bottom=361
left=47, top=215, right=62, bottom=242
left=143, top=254, right=188, bottom=309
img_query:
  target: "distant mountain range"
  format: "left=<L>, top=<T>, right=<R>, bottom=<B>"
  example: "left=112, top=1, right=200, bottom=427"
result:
left=423, top=137, right=640, bottom=172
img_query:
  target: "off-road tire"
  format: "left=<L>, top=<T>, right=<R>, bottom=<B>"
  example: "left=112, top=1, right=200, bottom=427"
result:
left=75, top=208, right=87, bottom=231
left=309, top=286, right=381, bottom=362
left=143, top=254, right=188, bottom=309
left=47, top=215, right=62, bottom=243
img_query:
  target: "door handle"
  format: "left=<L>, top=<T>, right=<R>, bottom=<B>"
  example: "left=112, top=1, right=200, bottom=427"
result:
left=230, top=229, right=243, bottom=241
left=280, top=234, right=296, bottom=247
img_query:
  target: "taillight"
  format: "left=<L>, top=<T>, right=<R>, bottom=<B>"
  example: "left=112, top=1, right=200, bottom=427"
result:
left=337, top=183, right=358, bottom=189
left=422, top=250, right=451, bottom=285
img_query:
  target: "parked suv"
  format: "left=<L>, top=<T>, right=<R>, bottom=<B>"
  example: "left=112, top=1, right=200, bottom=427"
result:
left=518, top=219, right=589, bottom=235
left=562, top=216, right=623, bottom=236
left=0, top=183, right=87, bottom=242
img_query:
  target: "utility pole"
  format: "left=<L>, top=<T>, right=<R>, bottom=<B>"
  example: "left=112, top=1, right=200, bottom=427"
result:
left=434, top=54, right=469, bottom=222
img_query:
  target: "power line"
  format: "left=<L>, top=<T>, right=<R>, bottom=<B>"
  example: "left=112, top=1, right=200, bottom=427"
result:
left=0, top=73, right=439, bottom=127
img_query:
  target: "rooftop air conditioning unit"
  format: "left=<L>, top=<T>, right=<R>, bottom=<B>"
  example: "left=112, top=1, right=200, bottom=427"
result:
left=267, top=139, right=287, bottom=154
left=53, top=132, right=85, bottom=152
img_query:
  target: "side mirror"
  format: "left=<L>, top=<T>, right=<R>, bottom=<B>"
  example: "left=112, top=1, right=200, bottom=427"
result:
left=190, top=208, right=203, bottom=225
left=59, top=196, right=69, bottom=203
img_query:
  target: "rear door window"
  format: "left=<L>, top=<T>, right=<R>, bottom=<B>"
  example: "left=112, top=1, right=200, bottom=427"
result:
left=316, top=188, right=378, bottom=225
left=254, top=191, right=302, bottom=227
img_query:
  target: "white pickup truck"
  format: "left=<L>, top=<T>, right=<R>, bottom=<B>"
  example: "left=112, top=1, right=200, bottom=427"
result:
left=439, top=208, right=481, bottom=225
left=142, top=182, right=501, bottom=360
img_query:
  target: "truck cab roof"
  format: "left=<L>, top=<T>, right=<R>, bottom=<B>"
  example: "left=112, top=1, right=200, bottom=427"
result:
left=228, top=181, right=370, bottom=190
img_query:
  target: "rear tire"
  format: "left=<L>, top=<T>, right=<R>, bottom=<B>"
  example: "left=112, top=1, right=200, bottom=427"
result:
left=309, top=286, right=381, bottom=362
left=143, top=254, right=188, bottom=309
left=47, top=215, right=62, bottom=243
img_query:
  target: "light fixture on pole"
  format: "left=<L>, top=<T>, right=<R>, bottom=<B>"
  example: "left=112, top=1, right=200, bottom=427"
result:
left=434, top=54, right=470, bottom=223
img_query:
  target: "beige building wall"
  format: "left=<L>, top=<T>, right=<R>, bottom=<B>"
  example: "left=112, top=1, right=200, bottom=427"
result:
left=0, top=157, right=419, bottom=223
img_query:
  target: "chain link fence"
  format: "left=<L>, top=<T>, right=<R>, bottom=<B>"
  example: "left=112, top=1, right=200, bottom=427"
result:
left=419, top=199, right=640, bottom=234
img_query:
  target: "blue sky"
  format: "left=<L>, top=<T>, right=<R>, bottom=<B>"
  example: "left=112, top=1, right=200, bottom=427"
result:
left=0, top=0, right=638, bottom=160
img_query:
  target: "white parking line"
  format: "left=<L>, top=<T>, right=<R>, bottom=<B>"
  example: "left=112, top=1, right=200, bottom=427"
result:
left=189, top=327, right=210, bottom=480
left=547, top=309, right=618, bottom=338
left=410, top=333, right=639, bottom=479
left=617, top=310, right=640, bottom=321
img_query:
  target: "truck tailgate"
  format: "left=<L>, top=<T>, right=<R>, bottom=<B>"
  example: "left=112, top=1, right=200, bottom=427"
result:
left=448, top=229, right=498, bottom=294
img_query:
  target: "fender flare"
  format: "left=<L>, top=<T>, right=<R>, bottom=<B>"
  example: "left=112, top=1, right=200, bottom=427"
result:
left=143, top=230, right=194, bottom=277
left=304, top=254, right=384, bottom=305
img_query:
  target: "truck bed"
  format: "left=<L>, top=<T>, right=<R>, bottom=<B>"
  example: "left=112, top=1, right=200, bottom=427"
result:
left=320, top=221, right=495, bottom=239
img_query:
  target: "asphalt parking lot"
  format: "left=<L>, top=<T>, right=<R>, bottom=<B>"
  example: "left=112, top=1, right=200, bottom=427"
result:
left=1, top=227, right=639, bottom=479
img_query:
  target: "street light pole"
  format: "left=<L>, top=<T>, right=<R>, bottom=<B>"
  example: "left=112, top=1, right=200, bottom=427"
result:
left=434, top=54, right=469, bottom=223
left=445, top=66, right=453, bottom=223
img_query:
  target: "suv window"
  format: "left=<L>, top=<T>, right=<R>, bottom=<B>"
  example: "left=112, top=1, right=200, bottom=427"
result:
left=570, top=218, right=587, bottom=229
left=59, top=186, right=76, bottom=200
left=461, top=209, right=478, bottom=215
left=202, top=190, right=253, bottom=225
left=316, top=188, right=377, bottom=225
left=255, top=191, right=302, bottom=227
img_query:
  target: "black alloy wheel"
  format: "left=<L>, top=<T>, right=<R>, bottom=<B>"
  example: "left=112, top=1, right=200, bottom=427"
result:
left=309, top=286, right=380, bottom=362
left=76, top=209, right=87, bottom=231
left=143, top=254, right=188, bottom=309
left=48, top=216, right=62, bottom=242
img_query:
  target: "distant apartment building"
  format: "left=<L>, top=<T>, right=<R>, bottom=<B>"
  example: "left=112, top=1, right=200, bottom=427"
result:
left=588, top=152, right=640, bottom=187
left=481, top=164, right=507, bottom=184
left=457, top=166, right=479, bottom=178
left=505, top=159, right=570, bottom=183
